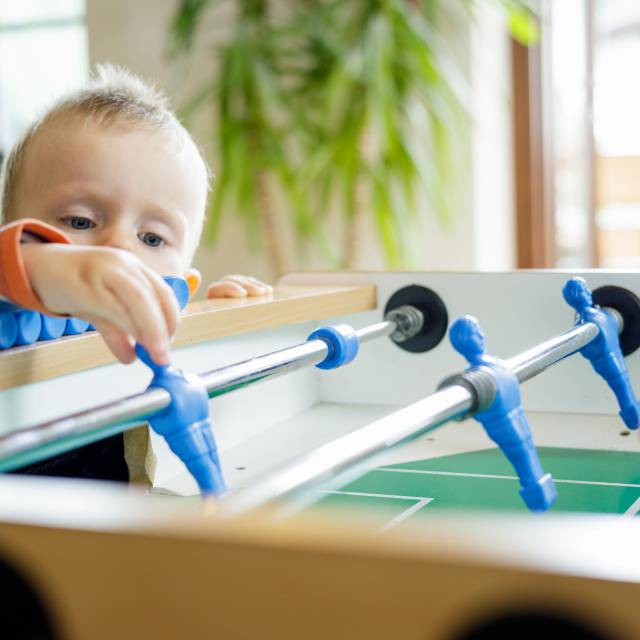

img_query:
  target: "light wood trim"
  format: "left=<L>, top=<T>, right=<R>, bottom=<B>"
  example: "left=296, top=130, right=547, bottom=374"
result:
left=0, top=283, right=376, bottom=391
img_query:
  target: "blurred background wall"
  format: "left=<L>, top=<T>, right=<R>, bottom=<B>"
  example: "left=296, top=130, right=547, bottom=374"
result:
left=84, top=0, right=514, bottom=285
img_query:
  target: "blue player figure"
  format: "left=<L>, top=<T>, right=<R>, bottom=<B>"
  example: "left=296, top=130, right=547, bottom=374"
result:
left=450, top=316, right=557, bottom=511
left=135, top=276, right=226, bottom=497
left=137, top=345, right=227, bottom=497
left=562, top=277, right=640, bottom=430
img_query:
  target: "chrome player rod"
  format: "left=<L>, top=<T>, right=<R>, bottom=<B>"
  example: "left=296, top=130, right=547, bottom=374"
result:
left=217, top=317, right=616, bottom=518
left=0, top=309, right=419, bottom=465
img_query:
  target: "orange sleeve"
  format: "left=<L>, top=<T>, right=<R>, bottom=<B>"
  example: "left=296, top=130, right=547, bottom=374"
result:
left=0, top=219, right=71, bottom=314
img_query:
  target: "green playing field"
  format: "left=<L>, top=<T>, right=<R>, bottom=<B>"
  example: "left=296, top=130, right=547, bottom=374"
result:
left=312, top=447, right=640, bottom=530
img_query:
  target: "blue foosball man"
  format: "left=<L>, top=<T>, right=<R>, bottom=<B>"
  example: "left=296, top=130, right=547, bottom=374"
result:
left=3, top=273, right=639, bottom=509
left=134, top=276, right=227, bottom=497
left=136, top=343, right=227, bottom=497
left=448, top=276, right=640, bottom=512
left=563, top=276, right=640, bottom=430
left=0, top=274, right=228, bottom=497
left=449, top=315, right=558, bottom=512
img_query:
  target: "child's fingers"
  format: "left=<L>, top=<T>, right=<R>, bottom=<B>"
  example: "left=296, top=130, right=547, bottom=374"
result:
left=207, top=280, right=248, bottom=299
left=244, top=276, right=273, bottom=296
left=214, top=275, right=272, bottom=297
left=144, top=270, right=181, bottom=339
left=89, top=276, right=174, bottom=366
left=90, top=318, right=136, bottom=364
left=108, top=273, right=172, bottom=365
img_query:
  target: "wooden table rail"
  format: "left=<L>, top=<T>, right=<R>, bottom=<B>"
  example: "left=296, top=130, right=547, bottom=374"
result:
left=0, top=283, right=376, bottom=391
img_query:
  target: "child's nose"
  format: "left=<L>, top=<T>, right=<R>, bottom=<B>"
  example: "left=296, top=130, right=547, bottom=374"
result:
left=101, top=228, right=135, bottom=253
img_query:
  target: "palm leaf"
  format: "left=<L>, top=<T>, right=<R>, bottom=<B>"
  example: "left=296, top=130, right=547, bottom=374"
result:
left=168, top=0, right=537, bottom=270
left=169, top=0, right=218, bottom=56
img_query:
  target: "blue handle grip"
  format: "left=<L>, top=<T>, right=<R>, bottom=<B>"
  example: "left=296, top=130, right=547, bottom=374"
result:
left=307, top=324, right=360, bottom=370
left=14, top=311, right=42, bottom=346
left=0, top=276, right=190, bottom=348
left=39, top=315, right=67, bottom=341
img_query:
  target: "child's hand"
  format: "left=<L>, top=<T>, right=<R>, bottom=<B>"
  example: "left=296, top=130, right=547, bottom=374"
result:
left=22, top=244, right=180, bottom=365
left=207, top=274, right=273, bottom=299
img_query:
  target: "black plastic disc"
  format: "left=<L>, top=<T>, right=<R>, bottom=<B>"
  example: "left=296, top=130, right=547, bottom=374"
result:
left=384, top=285, right=448, bottom=353
left=592, top=284, right=640, bottom=356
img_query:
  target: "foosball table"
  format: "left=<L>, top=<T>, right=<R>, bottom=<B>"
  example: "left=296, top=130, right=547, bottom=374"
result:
left=2, top=270, right=640, bottom=640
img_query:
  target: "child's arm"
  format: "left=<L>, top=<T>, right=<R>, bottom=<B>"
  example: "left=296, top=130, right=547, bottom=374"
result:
left=207, top=274, right=273, bottom=299
left=0, top=220, right=179, bottom=365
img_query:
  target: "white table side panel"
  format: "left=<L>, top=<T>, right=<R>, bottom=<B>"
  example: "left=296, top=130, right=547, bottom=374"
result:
left=294, top=272, right=640, bottom=415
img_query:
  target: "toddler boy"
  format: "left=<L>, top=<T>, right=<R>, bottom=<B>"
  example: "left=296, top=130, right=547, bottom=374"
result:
left=0, top=64, right=271, bottom=480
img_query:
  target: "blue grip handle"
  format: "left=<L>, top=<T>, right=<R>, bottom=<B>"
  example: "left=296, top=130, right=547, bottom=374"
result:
left=307, top=324, right=360, bottom=370
left=64, top=317, right=91, bottom=335
left=0, top=276, right=190, bottom=348
left=14, top=311, right=42, bottom=346
left=0, top=312, right=17, bottom=349
left=39, top=314, right=67, bottom=341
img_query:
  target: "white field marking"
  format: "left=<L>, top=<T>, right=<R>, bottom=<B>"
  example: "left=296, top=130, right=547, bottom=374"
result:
left=376, top=467, right=640, bottom=489
left=321, top=490, right=434, bottom=532
left=623, top=496, right=640, bottom=517
left=379, top=499, right=433, bottom=533
left=321, top=489, right=431, bottom=501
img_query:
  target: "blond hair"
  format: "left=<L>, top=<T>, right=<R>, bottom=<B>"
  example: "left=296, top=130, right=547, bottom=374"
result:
left=0, top=63, right=209, bottom=222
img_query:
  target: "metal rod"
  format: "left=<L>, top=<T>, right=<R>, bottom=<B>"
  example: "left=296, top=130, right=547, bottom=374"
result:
left=356, top=320, right=396, bottom=343
left=216, top=385, right=474, bottom=518
left=0, top=388, right=169, bottom=460
left=201, top=321, right=395, bottom=395
left=0, top=320, right=398, bottom=463
left=507, top=322, right=599, bottom=383
left=218, top=317, right=614, bottom=517
left=508, top=308, right=621, bottom=383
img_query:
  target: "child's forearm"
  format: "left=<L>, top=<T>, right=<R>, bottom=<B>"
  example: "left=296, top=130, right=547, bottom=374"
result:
left=0, top=219, right=179, bottom=365
left=0, top=219, right=71, bottom=314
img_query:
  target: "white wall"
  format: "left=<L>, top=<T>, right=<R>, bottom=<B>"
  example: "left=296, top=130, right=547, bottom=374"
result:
left=470, top=4, right=516, bottom=270
left=85, top=0, right=515, bottom=289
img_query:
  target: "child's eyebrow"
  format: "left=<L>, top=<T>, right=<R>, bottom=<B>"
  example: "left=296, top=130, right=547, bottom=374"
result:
left=46, top=192, right=108, bottom=216
left=142, top=204, right=188, bottom=239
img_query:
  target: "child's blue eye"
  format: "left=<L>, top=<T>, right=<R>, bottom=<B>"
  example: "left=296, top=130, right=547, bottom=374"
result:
left=64, top=216, right=95, bottom=231
left=139, top=232, right=166, bottom=248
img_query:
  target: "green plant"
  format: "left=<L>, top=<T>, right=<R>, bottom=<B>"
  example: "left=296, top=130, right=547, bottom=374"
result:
left=290, top=1, right=472, bottom=268
left=170, top=0, right=537, bottom=274
left=172, top=0, right=304, bottom=275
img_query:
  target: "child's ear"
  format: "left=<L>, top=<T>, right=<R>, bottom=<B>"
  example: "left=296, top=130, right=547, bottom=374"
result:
left=184, top=268, right=202, bottom=298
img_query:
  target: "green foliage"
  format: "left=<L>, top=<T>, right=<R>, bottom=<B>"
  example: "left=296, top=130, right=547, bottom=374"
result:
left=169, top=0, right=537, bottom=269
left=290, top=0, right=470, bottom=266
left=500, top=0, right=540, bottom=45
left=173, top=0, right=327, bottom=267
left=169, top=0, right=211, bottom=56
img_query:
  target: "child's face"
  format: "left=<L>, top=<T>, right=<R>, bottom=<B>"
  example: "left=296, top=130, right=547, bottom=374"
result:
left=12, top=116, right=207, bottom=283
